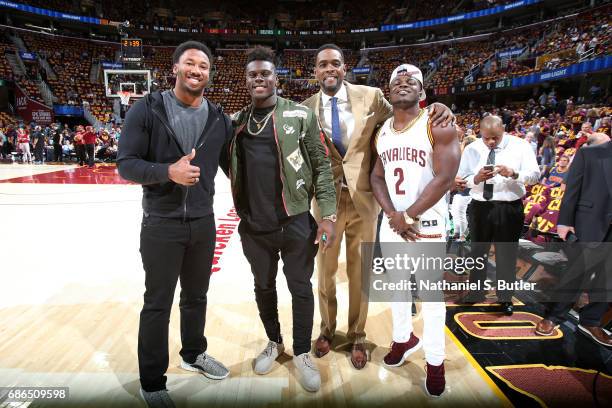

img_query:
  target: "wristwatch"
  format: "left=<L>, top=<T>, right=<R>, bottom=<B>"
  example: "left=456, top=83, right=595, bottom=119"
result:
left=322, top=214, right=337, bottom=222
left=511, top=170, right=519, bottom=179
left=403, top=212, right=419, bottom=225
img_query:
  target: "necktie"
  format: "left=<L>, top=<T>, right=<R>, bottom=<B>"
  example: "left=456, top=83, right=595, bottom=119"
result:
left=483, top=148, right=495, bottom=200
left=331, top=97, right=345, bottom=157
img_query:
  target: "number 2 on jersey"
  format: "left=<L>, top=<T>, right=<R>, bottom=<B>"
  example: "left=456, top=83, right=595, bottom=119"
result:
left=394, top=168, right=405, bottom=195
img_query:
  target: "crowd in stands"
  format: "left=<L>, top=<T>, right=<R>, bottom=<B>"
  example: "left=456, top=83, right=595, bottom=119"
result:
left=0, top=120, right=121, bottom=165
left=537, top=6, right=611, bottom=55
left=533, top=5, right=611, bottom=69
left=0, top=31, right=17, bottom=81
left=0, top=1, right=607, bottom=124
left=450, top=96, right=610, bottom=241
left=455, top=90, right=610, bottom=134
left=17, top=0, right=556, bottom=33
left=20, top=30, right=117, bottom=121
left=16, top=0, right=408, bottom=32
left=388, top=1, right=519, bottom=24
left=361, top=3, right=610, bottom=93
left=203, top=49, right=251, bottom=113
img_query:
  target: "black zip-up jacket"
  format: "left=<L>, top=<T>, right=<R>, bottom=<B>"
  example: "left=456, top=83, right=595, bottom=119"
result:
left=117, top=91, right=232, bottom=219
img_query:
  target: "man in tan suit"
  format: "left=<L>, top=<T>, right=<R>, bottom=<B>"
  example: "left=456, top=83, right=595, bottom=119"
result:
left=303, top=44, right=453, bottom=369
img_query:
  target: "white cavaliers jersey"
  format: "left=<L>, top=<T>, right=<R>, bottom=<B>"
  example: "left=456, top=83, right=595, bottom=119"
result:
left=375, top=109, right=447, bottom=229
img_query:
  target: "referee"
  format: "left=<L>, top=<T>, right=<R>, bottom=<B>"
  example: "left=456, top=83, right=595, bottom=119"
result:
left=458, top=115, right=539, bottom=314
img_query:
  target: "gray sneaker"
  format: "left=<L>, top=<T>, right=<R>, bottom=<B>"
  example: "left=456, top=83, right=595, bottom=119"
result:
left=180, top=352, right=230, bottom=380
left=293, top=352, right=321, bottom=392
left=140, top=388, right=176, bottom=408
left=254, top=341, right=285, bottom=375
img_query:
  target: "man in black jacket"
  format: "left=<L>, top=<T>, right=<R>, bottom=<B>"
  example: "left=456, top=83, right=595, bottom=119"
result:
left=535, top=140, right=612, bottom=348
left=117, top=41, right=232, bottom=408
left=32, top=125, right=45, bottom=164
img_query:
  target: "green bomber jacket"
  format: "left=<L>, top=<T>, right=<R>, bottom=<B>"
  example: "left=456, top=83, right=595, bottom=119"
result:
left=229, top=96, right=336, bottom=220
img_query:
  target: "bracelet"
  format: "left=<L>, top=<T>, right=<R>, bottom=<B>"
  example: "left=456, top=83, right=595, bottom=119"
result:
left=322, top=214, right=337, bottom=222
left=416, top=232, right=443, bottom=239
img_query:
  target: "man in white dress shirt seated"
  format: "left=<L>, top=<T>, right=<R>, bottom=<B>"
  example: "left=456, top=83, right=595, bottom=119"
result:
left=457, top=115, right=540, bottom=315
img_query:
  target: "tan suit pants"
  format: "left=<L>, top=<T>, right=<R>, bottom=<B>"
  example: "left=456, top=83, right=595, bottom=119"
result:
left=317, top=188, right=376, bottom=343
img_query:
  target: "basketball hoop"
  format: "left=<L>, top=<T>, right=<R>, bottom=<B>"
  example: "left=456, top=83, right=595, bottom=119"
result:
left=118, top=91, right=131, bottom=106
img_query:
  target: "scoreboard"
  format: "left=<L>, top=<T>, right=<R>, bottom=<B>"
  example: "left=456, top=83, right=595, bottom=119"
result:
left=121, top=38, right=143, bottom=63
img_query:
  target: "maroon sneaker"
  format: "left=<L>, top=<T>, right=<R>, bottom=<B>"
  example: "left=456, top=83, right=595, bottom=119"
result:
left=425, top=362, right=445, bottom=397
left=383, top=333, right=421, bottom=367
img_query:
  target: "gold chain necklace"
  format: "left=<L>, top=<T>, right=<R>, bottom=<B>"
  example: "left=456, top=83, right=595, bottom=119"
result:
left=390, top=109, right=424, bottom=135
left=247, top=105, right=276, bottom=136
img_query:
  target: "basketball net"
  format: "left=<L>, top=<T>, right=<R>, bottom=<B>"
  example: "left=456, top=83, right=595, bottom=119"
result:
left=119, top=91, right=131, bottom=106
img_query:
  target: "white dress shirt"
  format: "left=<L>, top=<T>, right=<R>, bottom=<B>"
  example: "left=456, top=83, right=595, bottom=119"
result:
left=319, top=84, right=355, bottom=152
left=458, top=133, right=540, bottom=202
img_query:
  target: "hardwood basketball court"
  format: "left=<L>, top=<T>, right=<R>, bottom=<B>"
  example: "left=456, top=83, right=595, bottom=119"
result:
left=0, top=163, right=514, bottom=407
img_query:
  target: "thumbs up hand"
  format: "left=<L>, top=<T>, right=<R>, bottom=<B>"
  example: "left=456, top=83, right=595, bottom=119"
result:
left=168, top=149, right=201, bottom=186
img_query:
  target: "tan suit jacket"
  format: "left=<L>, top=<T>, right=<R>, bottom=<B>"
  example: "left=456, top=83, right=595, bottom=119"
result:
left=303, top=81, right=392, bottom=222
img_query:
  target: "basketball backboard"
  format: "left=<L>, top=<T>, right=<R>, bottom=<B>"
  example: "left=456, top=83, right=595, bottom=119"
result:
left=104, top=69, right=151, bottom=98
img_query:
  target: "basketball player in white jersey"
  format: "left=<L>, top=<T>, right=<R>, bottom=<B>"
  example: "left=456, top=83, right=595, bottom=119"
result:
left=370, top=64, right=460, bottom=397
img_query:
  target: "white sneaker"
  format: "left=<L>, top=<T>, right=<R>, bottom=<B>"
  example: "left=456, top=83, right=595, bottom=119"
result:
left=254, top=341, right=284, bottom=375
left=293, top=352, right=321, bottom=392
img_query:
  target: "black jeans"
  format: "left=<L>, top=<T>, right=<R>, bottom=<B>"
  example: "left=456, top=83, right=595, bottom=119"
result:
left=53, top=144, right=63, bottom=162
left=76, top=144, right=85, bottom=165
left=86, top=144, right=95, bottom=167
left=239, top=214, right=318, bottom=355
left=34, top=145, right=44, bottom=162
left=2, top=141, right=11, bottom=158
left=138, top=214, right=215, bottom=392
left=468, top=199, right=524, bottom=302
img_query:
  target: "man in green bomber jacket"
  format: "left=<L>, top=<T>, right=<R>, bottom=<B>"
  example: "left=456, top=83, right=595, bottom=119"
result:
left=229, top=47, right=336, bottom=393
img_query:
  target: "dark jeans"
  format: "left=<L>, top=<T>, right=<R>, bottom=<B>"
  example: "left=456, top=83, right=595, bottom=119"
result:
left=53, top=144, right=63, bottom=162
left=138, top=214, right=216, bottom=392
left=468, top=199, right=524, bottom=302
left=85, top=143, right=95, bottom=167
left=34, top=145, right=44, bottom=162
left=546, top=225, right=612, bottom=326
left=238, top=214, right=318, bottom=355
left=76, top=144, right=85, bottom=165
left=2, top=141, right=11, bottom=157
